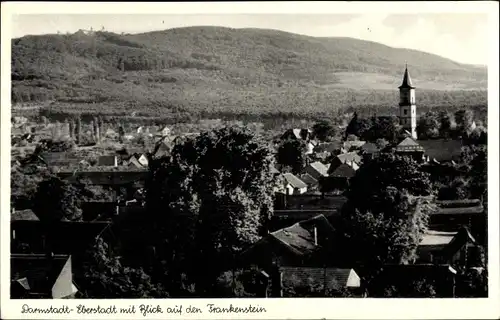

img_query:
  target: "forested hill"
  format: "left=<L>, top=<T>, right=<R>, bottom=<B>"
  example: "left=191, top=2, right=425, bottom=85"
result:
left=12, top=27, right=488, bottom=120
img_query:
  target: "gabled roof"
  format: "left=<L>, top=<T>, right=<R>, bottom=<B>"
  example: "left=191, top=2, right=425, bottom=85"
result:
left=11, top=209, right=39, bottom=221
left=418, top=139, right=464, bottom=162
left=300, top=173, right=318, bottom=187
left=283, top=173, right=308, bottom=189
left=314, top=142, right=342, bottom=153
left=419, top=230, right=457, bottom=246
left=270, top=214, right=335, bottom=257
left=329, top=163, right=356, bottom=178
left=11, top=254, right=76, bottom=298
left=443, top=227, right=476, bottom=257
left=306, top=161, right=329, bottom=179
left=336, top=152, right=362, bottom=164
left=280, top=267, right=361, bottom=290
left=399, top=66, right=415, bottom=89
left=343, top=140, right=366, bottom=151
left=360, top=142, right=379, bottom=154
left=395, top=137, right=424, bottom=152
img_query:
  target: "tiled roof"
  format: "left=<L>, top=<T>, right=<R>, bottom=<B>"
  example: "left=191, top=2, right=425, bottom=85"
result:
left=420, top=230, right=457, bottom=246
left=337, top=152, right=362, bottom=164
left=305, top=161, right=329, bottom=179
left=361, top=142, right=379, bottom=154
left=283, top=173, right=308, bottom=189
left=314, top=142, right=342, bottom=153
left=329, top=163, right=356, bottom=178
left=300, top=173, right=318, bottom=187
left=395, top=137, right=424, bottom=152
left=280, top=267, right=360, bottom=290
left=418, top=139, right=464, bottom=162
left=11, top=254, right=72, bottom=297
left=11, top=209, right=39, bottom=221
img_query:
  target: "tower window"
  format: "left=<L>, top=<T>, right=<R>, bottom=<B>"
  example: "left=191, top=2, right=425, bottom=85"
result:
left=404, top=110, right=408, bottom=115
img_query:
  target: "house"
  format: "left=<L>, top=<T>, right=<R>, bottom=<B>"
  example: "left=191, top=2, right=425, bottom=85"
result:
left=304, top=161, right=329, bottom=180
left=153, top=137, right=172, bottom=158
left=417, top=228, right=479, bottom=267
left=11, top=254, right=78, bottom=299
left=97, top=155, right=118, bottom=167
left=369, top=264, right=457, bottom=297
left=282, top=173, right=308, bottom=195
left=322, top=163, right=357, bottom=191
left=241, top=214, right=336, bottom=269
left=328, top=152, right=361, bottom=175
left=136, top=153, right=149, bottom=167
left=418, top=139, right=464, bottom=163
left=11, top=209, right=42, bottom=253
left=271, top=209, right=339, bottom=231
left=392, top=137, right=425, bottom=162
left=159, top=126, right=171, bottom=137
left=342, top=140, right=366, bottom=153
left=281, top=128, right=312, bottom=141
left=314, top=141, right=342, bottom=155
left=277, top=267, right=362, bottom=297
left=299, top=173, right=318, bottom=189
left=127, top=155, right=146, bottom=168
left=430, top=199, right=485, bottom=242
left=360, top=142, right=379, bottom=159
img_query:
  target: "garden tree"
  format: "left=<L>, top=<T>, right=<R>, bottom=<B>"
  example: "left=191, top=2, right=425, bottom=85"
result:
left=365, top=116, right=400, bottom=144
left=437, top=177, right=470, bottom=200
left=375, top=138, right=389, bottom=150
left=417, top=111, right=440, bottom=139
left=467, top=126, right=487, bottom=145
left=438, top=110, right=454, bottom=138
left=338, top=154, right=436, bottom=284
left=277, top=138, right=307, bottom=175
left=381, top=278, right=437, bottom=298
left=33, top=176, right=91, bottom=223
left=82, top=237, right=167, bottom=298
left=312, top=120, right=335, bottom=141
left=214, top=266, right=266, bottom=298
left=144, top=126, right=276, bottom=296
left=454, top=109, right=475, bottom=137
left=465, top=145, right=487, bottom=203
left=345, top=112, right=372, bottom=140
left=10, top=164, right=53, bottom=210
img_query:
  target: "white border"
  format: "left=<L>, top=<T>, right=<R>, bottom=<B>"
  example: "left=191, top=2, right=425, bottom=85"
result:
left=1, top=2, right=499, bottom=319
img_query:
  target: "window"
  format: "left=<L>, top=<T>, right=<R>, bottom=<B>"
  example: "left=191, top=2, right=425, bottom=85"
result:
left=404, top=109, right=408, bottom=115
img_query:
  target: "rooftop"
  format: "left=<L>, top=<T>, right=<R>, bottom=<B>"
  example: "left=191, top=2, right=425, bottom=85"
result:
left=283, top=173, right=308, bottom=189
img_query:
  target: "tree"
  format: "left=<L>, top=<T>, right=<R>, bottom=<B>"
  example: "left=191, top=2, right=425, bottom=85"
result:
left=365, top=116, right=400, bottom=143
left=277, top=138, right=307, bottom=175
left=345, top=112, right=372, bottom=139
left=33, top=176, right=88, bottom=223
left=438, top=111, right=454, bottom=138
left=145, top=126, right=276, bottom=295
left=82, top=237, right=167, bottom=298
left=10, top=164, right=53, bottom=210
left=312, top=120, right=335, bottom=142
left=417, top=111, right=440, bottom=139
left=437, top=177, right=470, bottom=200
left=338, top=154, right=436, bottom=277
left=118, top=125, right=125, bottom=143
left=455, top=109, right=475, bottom=138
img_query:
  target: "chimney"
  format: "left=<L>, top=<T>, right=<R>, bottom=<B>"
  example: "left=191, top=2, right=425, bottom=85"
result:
left=313, top=226, right=318, bottom=246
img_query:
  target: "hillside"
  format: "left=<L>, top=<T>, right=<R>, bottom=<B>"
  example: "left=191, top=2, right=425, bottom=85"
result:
left=11, top=26, right=488, bottom=121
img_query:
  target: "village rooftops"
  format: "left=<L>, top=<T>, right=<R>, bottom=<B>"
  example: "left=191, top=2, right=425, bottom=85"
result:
left=329, top=163, right=357, bottom=178
left=283, top=173, right=308, bottom=190
left=394, top=137, right=425, bottom=153
left=419, top=230, right=457, bottom=247
left=305, top=161, right=329, bottom=180
left=280, top=267, right=361, bottom=292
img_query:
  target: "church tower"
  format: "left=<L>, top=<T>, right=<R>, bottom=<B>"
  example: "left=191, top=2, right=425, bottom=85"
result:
left=398, top=65, right=417, bottom=139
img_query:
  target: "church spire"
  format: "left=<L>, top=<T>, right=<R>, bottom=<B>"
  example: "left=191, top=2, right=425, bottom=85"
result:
left=399, top=64, right=415, bottom=89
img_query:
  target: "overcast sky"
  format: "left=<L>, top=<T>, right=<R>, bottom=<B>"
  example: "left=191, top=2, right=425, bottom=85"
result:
left=11, top=13, right=489, bottom=65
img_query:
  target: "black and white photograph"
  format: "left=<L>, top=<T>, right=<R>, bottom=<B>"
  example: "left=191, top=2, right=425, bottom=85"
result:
left=1, top=2, right=499, bottom=319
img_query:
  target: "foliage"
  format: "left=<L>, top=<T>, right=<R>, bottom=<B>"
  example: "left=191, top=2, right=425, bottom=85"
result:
left=364, top=116, right=401, bottom=143
left=381, top=278, right=437, bottom=298
left=11, top=29, right=487, bottom=122
left=32, top=176, right=92, bottom=222
left=417, top=111, right=440, bottom=139
left=339, top=154, right=436, bottom=269
left=10, top=164, right=53, bottom=209
left=82, top=237, right=167, bottom=298
left=144, top=126, right=276, bottom=294
left=454, top=109, right=475, bottom=137
left=312, top=120, right=336, bottom=142
left=277, top=138, right=307, bottom=175
left=214, top=267, right=265, bottom=298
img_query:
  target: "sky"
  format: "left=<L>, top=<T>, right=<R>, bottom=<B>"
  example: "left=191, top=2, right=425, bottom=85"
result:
left=11, top=13, right=489, bottom=65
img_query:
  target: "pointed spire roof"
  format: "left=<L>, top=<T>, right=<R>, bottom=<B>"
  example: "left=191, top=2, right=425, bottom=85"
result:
left=399, top=64, right=415, bottom=89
